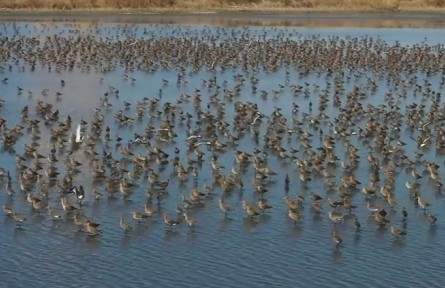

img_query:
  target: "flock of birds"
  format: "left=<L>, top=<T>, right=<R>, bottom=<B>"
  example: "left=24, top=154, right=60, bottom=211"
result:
left=1, top=23, right=445, bottom=250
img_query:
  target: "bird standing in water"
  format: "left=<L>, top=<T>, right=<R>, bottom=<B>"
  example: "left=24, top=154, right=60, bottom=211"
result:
left=333, top=230, right=343, bottom=248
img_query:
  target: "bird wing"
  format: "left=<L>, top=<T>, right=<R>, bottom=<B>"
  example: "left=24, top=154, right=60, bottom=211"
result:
left=75, top=124, right=82, bottom=143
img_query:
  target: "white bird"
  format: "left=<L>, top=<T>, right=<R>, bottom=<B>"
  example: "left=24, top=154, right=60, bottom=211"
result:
left=186, top=135, right=201, bottom=140
left=75, top=124, right=84, bottom=143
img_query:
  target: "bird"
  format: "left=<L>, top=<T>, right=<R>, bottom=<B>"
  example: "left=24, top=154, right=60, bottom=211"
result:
left=120, top=178, right=135, bottom=198
left=2, top=204, right=14, bottom=216
left=93, top=188, right=103, bottom=200
left=402, top=207, right=408, bottom=221
left=183, top=212, right=197, bottom=230
left=84, top=220, right=101, bottom=236
left=132, top=211, right=149, bottom=223
left=6, top=181, right=14, bottom=196
left=427, top=213, right=437, bottom=225
left=13, top=212, right=27, bottom=228
left=284, top=196, right=302, bottom=211
left=70, top=185, right=85, bottom=206
left=175, top=204, right=184, bottom=215
left=75, top=123, right=84, bottom=143
left=288, top=209, right=304, bottom=226
left=310, top=192, right=323, bottom=202
left=73, top=213, right=87, bottom=231
left=218, top=198, right=234, bottom=218
left=119, top=217, right=132, bottom=233
left=144, top=203, right=156, bottom=218
left=245, top=205, right=260, bottom=218
left=153, top=179, right=170, bottom=190
left=373, top=212, right=390, bottom=226
left=378, top=208, right=388, bottom=218
left=61, top=197, right=77, bottom=211
left=328, top=198, right=343, bottom=209
left=47, top=206, right=62, bottom=221
left=285, top=174, right=290, bottom=187
left=342, top=196, right=357, bottom=212
left=333, top=230, right=343, bottom=247
left=390, top=226, right=407, bottom=238
left=386, top=193, right=398, bottom=207
left=257, top=199, right=272, bottom=212
left=312, top=201, right=324, bottom=213
left=362, top=187, right=377, bottom=197
left=241, top=201, right=259, bottom=218
left=163, top=212, right=181, bottom=229
left=366, top=201, right=380, bottom=213
left=26, top=193, right=38, bottom=204
left=415, top=196, right=431, bottom=213
left=329, top=211, right=344, bottom=224
left=32, top=197, right=47, bottom=214
left=353, top=217, right=361, bottom=231
left=181, top=194, right=194, bottom=209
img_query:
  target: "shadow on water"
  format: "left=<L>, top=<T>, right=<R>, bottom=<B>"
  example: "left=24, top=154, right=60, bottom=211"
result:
left=353, top=233, right=362, bottom=246
left=428, top=225, right=438, bottom=238
left=120, top=233, right=134, bottom=246
left=30, top=214, right=46, bottom=225
left=3, top=216, right=16, bottom=227
left=391, top=238, right=406, bottom=251
left=13, top=226, right=27, bottom=238
left=258, top=213, right=272, bottom=224
left=218, top=217, right=235, bottom=233
left=242, top=217, right=260, bottom=232
left=332, top=248, right=343, bottom=263
left=286, top=225, right=304, bottom=238
left=164, top=229, right=180, bottom=241
left=185, top=229, right=199, bottom=243
left=312, top=213, right=323, bottom=223
left=85, top=234, right=101, bottom=250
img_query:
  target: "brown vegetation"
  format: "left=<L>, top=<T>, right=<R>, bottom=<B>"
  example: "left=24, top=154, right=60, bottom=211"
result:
left=0, top=0, right=443, bottom=11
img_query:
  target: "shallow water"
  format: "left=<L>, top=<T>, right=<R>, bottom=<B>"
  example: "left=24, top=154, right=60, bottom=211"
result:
left=0, top=16, right=445, bottom=288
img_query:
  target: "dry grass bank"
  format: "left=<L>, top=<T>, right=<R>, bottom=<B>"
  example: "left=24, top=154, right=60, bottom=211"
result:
left=0, top=0, right=443, bottom=11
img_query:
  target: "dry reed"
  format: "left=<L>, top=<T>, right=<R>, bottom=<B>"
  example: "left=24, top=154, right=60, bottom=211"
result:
left=0, top=0, right=443, bottom=11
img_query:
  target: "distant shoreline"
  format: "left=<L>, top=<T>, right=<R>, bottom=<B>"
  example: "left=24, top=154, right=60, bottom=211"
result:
left=0, top=0, right=444, bottom=14
left=0, top=10, right=444, bottom=20
left=0, top=10, right=445, bottom=29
